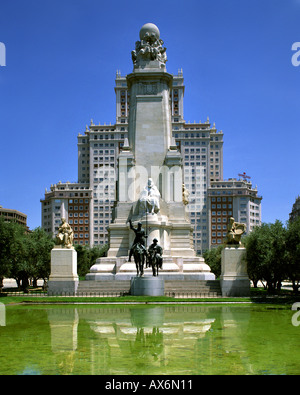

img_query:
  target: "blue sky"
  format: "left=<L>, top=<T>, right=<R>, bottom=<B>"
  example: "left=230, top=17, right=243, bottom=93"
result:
left=0, top=0, right=300, bottom=230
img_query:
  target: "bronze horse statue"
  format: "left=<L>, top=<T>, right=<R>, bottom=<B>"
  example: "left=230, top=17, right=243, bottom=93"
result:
left=147, top=250, right=160, bottom=276
left=132, top=243, right=147, bottom=277
left=147, top=238, right=163, bottom=277
left=128, top=220, right=148, bottom=277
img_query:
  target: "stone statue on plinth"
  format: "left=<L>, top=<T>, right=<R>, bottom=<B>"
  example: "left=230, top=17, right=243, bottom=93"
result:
left=55, top=218, right=74, bottom=248
left=220, top=217, right=249, bottom=296
left=48, top=218, right=78, bottom=295
left=224, top=217, right=246, bottom=246
left=128, top=219, right=148, bottom=276
left=147, top=238, right=163, bottom=277
left=138, top=178, right=160, bottom=215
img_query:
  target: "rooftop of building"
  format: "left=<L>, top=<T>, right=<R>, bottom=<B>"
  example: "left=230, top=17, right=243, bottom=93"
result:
left=0, top=205, right=27, bottom=218
left=208, top=178, right=262, bottom=199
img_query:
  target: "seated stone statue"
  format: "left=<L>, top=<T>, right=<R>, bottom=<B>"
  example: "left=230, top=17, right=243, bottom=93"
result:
left=224, top=217, right=246, bottom=245
left=182, top=183, right=190, bottom=205
left=55, top=218, right=74, bottom=248
left=138, top=178, right=160, bottom=215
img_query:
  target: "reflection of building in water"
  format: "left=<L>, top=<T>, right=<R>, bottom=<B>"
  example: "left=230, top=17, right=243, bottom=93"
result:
left=48, top=306, right=217, bottom=375
left=47, top=308, right=79, bottom=375
left=44, top=305, right=255, bottom=375
left=87, top=307, right=216, bottom=375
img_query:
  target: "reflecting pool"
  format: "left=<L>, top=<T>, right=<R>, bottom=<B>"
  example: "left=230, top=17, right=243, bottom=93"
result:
left=0, top=303, right=299, bottom=375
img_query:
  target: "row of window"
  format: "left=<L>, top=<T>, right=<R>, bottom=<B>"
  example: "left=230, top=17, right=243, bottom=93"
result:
left=211, top=197, right=232, bottom=202
left=211, top=204, right=232, bottom=209
left=74, top=234, right=89, bottom=239
left=93, top=156, right=115, bottom=162
left=211, top=211, right=233, bottom=216
left=69, top=213, right=88, bottom=218
left=73, top=227, right=89, bottom=231
left=212, top=218, right=229, bottom=223
left=212, top=232, right=227, bottom=237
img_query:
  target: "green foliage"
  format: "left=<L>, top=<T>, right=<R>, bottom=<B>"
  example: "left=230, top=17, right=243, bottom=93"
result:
left=25, top=227, right=55, bottom=285
left=0, top=217, right=109, bottom=289
left=0, top=218, right=26, bottom=287
left=75, top=244, right=108, bottom=277
left=203, top=245, right=223, bottom=278
left=244, top=220, right=288, bottom=293
left=0, top=219, right=54, bottom=290
left=204, top=218, right=300, bottom=295
left=285, top=217, right=300, bottom=293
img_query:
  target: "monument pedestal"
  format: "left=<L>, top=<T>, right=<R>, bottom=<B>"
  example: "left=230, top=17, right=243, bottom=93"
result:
left=48, top=247, right=79, bottom=295
left=220, top=246, right=250, bottom=297
left=86, top=254, right=215, bottom=281
left=130, top=276, right=164, bottom=296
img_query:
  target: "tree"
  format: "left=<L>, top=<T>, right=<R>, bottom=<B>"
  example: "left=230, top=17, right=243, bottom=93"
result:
left=0, top=219, right=27, bottom=290
left=203, top=245, right=223, bottom=278
left=285, top=217, right=300, bottom=293
left=244, top=221, right=287, bottom=293
left=0, top=220, right=54, bottom=291
left=25, top=227, right=54, bottom=288
left=0, top=218, right=14, bottom=288
left=75, top=244, right=108, bottom=278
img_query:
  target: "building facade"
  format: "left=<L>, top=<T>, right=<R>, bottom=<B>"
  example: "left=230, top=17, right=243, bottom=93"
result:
left=42, top=70, right=225, bottom=253
left=207, top=178, right=262, bottom=247
left=0, top=205, right=27, bottom=228
left=41, top=182, right=92, bottom=246
left=41, top=35, right=261, bottom=253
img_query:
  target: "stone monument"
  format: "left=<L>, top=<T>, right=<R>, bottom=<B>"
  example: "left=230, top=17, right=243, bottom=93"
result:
left=220, top=217, right=250, bottom=296
left=48, top=218, right=79, bottom=295
left=86, top=23, right=214, bottom=285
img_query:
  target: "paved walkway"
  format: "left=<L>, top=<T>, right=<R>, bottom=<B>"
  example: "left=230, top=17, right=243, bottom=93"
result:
left=2, top=278, right=44, bottom=288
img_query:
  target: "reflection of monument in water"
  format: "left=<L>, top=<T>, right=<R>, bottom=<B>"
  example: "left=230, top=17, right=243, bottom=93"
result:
left=86, top=23, right=214, bottom=282
left=47, top=306, right=218, bottom=375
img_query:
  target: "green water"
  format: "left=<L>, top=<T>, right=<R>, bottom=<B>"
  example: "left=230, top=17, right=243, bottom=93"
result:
left=0, top=303, right=299, bottom=375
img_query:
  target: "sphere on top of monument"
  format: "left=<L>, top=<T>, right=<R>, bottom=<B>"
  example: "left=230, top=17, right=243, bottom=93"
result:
left=132, top=22, right=167, bottom=68
left=139, top=23, right=160, bottom=42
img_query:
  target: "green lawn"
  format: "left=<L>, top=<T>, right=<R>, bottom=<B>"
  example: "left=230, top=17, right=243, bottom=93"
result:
left=1, top=284, right=299, bottom=305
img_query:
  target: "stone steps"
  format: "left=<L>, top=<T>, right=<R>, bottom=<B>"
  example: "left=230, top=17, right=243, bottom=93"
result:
left=77, top=280, right=131, bottom=295
left=164, top=280, right=222, bottom=297
left=76, top=279, right=222, bottom=297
